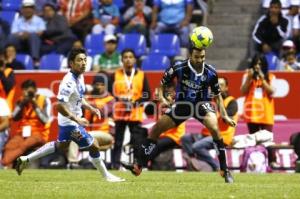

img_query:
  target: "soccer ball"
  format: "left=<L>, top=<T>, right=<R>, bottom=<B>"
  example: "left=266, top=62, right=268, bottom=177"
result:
left=190, top=26, right=213, bottom=49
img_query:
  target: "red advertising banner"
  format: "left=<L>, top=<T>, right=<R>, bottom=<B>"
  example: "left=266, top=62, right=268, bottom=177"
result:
left=12, top=71, right=300, bottom=141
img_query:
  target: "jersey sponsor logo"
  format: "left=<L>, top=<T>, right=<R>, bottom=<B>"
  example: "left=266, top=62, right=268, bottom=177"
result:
left=142, top=143, right=156, bottom=155
left=181, top=79, right=202, bottom=89
left=66, top=82, right=72, bottom=88
left=59, top=88, right=71, bottom=96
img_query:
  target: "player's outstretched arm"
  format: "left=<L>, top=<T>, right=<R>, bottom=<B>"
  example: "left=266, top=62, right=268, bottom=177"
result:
left=56, top=101, right=89, bottom=126
left=82, top=98, right=101, bottom=119
left=214, top=94, right=236, bottom=127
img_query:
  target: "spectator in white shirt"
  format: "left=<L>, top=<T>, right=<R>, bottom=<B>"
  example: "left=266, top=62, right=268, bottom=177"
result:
left=8, top=0, right=46, bottom=68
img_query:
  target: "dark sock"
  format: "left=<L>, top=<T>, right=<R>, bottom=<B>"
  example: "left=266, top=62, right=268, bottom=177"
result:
left=135, top=138, right=157, bottom=167
left=214, top=138, right=228, bottom=171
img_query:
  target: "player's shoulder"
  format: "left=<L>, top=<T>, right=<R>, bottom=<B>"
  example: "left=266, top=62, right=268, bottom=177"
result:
left=172, top=59, right=188, bottom=71
left=204, top=63, right=217, bottom=74
left=61, top=72, right=76, bottom=87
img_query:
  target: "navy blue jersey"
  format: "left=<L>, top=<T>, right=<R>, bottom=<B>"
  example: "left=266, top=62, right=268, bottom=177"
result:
left=161, top=59, right=220, bottom=103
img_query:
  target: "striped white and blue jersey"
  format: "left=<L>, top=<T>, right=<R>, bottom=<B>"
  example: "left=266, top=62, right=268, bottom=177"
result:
left=57, top=71, right=85, bottom=126
left=161, top=59, right=220, bottom=104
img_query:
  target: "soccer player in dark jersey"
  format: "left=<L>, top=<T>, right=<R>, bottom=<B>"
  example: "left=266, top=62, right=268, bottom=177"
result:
left=122, top=45, right=236, bottom=183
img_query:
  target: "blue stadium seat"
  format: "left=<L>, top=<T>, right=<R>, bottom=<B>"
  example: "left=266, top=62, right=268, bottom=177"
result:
left=150, top=34, right=181, bottom=57
left=1, top=0, right=22, bottom=11
left=39, top=54, right=64, bottom=70
left=118, top=33, right=147, bottom=57
left=264, top=52, right=279, bottom=70
left=0, top=11, right=19, bottom=26
left=114, top=0, right=124, bottom=9
left=16, top=54, right=34, bottom=70
left=84, top=33, right=105, bottom=56
left=141, top=53, right=170, bottom=71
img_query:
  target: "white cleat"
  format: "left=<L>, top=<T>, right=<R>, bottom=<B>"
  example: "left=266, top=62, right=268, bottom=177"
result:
left=15, top=156, right=28, bottom=176
left=105, top=173, right=125, bottom=182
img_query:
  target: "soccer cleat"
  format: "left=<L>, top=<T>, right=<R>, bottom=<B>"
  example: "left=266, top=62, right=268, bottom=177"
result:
left=105, top=173, right=125, bottom=182
left=220, top=169, right=234, bottom=183
left=15, top=156, right=28, bottom=176
left=121, top=161, right=142, bottom=176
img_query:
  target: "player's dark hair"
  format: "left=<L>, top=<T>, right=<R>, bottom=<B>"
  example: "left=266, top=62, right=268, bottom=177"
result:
left=270, top=0, right=281, bottom=7
left=249, top=54, right=270, bottom=82
left=67, top=48, right=86, bottom=65
left=121, top=48, right=136, bottom=58
left=21, top=79, right=36, bottom=89
left=188, top=45, right=204, bottom=54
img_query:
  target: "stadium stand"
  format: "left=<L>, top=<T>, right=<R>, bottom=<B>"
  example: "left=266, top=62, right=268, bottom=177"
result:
left=1, top=0, right=22, bottom=11
left=117, top=33, right=147, bottom=57
left=84, top=33, right=105, bottom=56
left=149, top=34, right=181, bottom=57
left=141, top=53, right=170, bottom=71
left=0, top=11, right=19, bottom=27
left=39, top=53, right=64, bottom=70
left=16, top=54, right=34, bottom=70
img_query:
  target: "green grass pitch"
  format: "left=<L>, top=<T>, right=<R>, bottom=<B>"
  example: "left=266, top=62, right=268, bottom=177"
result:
left=1, top=170, right=300, bottom=198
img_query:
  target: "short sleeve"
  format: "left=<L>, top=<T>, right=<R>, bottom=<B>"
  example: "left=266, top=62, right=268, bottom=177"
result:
left=210, top=73, right=220, bottom=95
left=0, top=98, right=10, bottom=116
left=160, top=65, right=176, bottom=86
left=57, top=80, right=74, bottom=102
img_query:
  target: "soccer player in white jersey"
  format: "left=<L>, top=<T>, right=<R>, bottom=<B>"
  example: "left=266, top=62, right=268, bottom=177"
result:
left=15, top=48, right=124, bottom=182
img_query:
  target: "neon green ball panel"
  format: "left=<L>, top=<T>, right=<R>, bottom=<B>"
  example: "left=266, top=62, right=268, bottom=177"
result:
left=190, top=26, right=213, bottom=48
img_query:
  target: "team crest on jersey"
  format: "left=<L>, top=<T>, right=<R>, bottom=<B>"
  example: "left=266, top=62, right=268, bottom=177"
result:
left=70, top=129, right=83, bottom=141
left=200, top=75, right=207, bottom=81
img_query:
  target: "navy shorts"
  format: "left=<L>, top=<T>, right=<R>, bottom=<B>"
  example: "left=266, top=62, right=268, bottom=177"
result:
left=165, top=101, right=216, bottom=126
left=58, top=125, right=94, bottom=149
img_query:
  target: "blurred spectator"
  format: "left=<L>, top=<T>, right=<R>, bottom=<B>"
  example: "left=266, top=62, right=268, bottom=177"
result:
left=111, top=49, right=150, bottom=169
left=181, top=77, right=238, bottom=171
left=8, top=0, right=46, bottom=68
left=261, top=0, right=298, bottom=16
left=35, top=0, right=58, bottom=16
left=0, top=58, right=16, bottom=111
left=92, top=0, right=120, bottom=35
left=1, top=79, right=51, bottom=167
left=41, top=3, right=77, bottom=56
left=59, top=0, right=93, bottom=42
left=150, top=0, right=193, bottom=47
left=123, top=0, right=152, bottom=42
left=241, top=54, right=276, bottom=134
left=251, top=0, right=290, bottom=58
left=290, top=132, right=300, bottom=172
left=92, top=34, right=122, bottom=72
left=4, top=45, right=26, bottom=70
left=279, top=39, right=296, bottom=58
left=60, top=40, right=93, bottom=71
left=195, top=0, right=208, bottom=25
left=0, top=97, right=10, bottom=169
left=67, top=73, right=115, bottom=168
left=0, top=19, right=10, bottom=52
left=277, top=51, right=300, bottom=70
left=285, top=2, right=299, bottom=38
